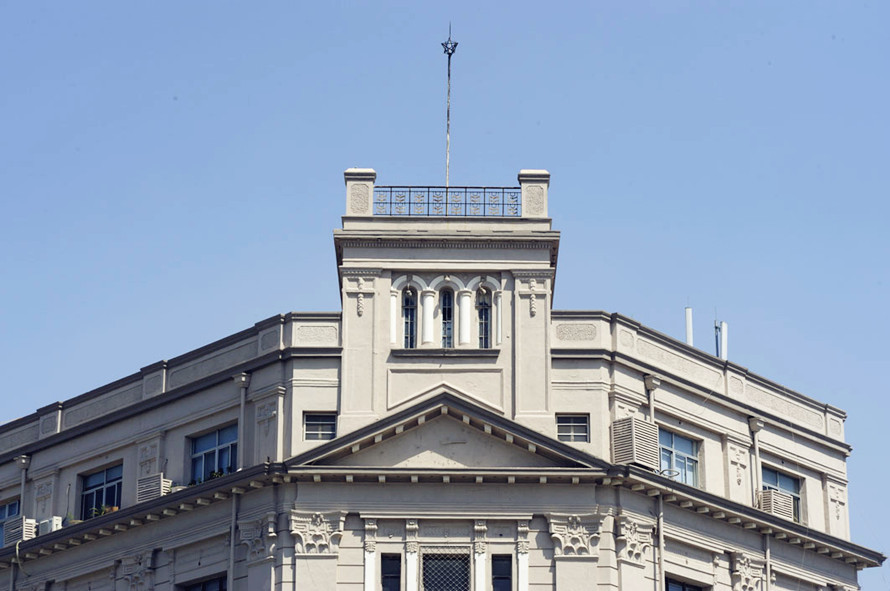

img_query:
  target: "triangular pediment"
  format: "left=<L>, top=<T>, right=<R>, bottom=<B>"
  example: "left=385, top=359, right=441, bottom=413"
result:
left=285, top=392, right=610, bottom=476
left=331, top=414, right=565, bottom=469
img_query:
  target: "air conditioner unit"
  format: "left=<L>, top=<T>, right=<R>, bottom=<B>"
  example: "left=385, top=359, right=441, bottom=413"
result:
left=611, top=416, right=659, bottom=471
left=758, top=489, right=795, bottom=521
left=38, top=516, right=64, bottom=536
left=137, top=472, right=173, bottom=503
left=3, top=515, right=36, bottom=547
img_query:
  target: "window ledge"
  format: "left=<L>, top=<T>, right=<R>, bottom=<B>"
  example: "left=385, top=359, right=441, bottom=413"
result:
left=391, top=348, right=499, bottom=358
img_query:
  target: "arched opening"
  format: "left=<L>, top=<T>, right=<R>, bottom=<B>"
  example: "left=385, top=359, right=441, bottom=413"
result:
left=440, top=289, right=454, bottom=348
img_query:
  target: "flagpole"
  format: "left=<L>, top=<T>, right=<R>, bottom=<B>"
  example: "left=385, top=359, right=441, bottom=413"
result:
left=442, top=26, right=458, bottom=190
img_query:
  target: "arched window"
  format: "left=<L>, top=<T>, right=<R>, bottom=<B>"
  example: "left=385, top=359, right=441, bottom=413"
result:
left=403, top=287, right=417, bottom=348
left=440, top=289, right=454, bottom=348
left=477, top=288, right=492, bottom=349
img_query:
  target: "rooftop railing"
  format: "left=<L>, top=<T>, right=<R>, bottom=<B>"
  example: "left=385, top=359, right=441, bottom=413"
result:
left=373, top=186, right=522, bottom=217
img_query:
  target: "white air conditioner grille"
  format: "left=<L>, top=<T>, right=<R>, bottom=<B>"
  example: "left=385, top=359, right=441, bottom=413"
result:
left=3, top=515, right=36, bottom=547
left=137, top=472, right=172, bottom=503
left=758, top=489, right=795, bottom=520
left=611, top=417, right=659, bottom=470
left=37, top=516, right=63, bottom=536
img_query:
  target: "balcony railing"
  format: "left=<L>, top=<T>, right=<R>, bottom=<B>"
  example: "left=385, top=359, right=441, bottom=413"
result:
left=373, top=186, right=521, bottom=217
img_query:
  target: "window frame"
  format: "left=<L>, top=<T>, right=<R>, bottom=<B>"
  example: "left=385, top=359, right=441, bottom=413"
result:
left=491, top=554, right=512, bottom=591
left=658, top=428, right=700, bottom=487
left=0, top=498, right=20, bottom=536
left=180, top=575, right=227, bottom=591
left=381, top=553, right=401, bottom=591
left=476, top=287, right=492, bottom=349
left=761, top=465, right=802, bottom=522
left=81, top=464, right=123, bottom=519
left=440, top=288, right=454, bottom=348
left=304, top=412, right=337, bottom=441
left=556, top=414, right=589, bottom=443
left=190, top=424, right=238, bottom=484
left=403, top=287, right=418, bottom=349
left=666, top=578, right=705, bottom=591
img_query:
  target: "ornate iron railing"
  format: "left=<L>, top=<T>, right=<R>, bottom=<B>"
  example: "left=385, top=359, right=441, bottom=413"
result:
left=373, top=186, right=521, bottom=217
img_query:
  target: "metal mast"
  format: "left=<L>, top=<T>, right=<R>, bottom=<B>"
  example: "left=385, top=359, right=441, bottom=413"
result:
left=442, top=25, right=458, bottom=189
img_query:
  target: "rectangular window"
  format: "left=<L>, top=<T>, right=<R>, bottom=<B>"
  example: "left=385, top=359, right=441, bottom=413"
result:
left=492, top=554, right=512, bottom=591
left=666, top=579, right=704, bottom=591
left=305, top=413, right=337, bottom=441
left=557, top=415, right=589, bottom=442
left=659, top=429, right=699, bottom=487
left=182, top=575, right=227, bottom=591
left=81, top=464, right=123, bottom=519
left=0, top=499, right=19, bottom=525
left=441, top=289, right=454, bottom=348
left=381, top=554, right=401, bottom=591
left=191, top=425, right=238, bottom=483
left=422, top=551, right=470, bottom=591
left=762, top=466, right=802, bottom=522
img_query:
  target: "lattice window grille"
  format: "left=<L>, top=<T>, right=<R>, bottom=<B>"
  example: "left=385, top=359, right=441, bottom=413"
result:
left=421, top=546, right=471, bottom=591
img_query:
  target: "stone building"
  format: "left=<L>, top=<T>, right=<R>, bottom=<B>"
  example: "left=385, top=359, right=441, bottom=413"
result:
left=0, top=169, right=882, bottom=590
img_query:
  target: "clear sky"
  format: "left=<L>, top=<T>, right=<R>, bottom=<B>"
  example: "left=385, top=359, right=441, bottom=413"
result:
left=2, top=2, right=888, bottom=586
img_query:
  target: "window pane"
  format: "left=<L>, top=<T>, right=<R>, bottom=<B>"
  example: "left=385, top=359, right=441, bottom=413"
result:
left=219, top=447, right=231, bottom=473
left=106, top=464, right=123, bottom=480
left=674, top=434, right=695, bottom=455
left=492, top=554, right=511, bottom=576
left=778, top=473, right=799, bottom=494
left=762, top=467, right=778, bottom=487
left=661, top=450, right=672, bottom=473
left=219, top=424, right=238, bottom=444
left=659, top=429, right=672, bottom=446
left=84, top=472, right=105, bottom=489
left=194, top=432, right=217, bottom=453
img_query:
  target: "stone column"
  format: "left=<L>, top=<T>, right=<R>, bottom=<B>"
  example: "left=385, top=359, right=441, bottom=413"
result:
left=291, top=511, right=346, bottom=591
left=517, top=520, right=530, bottom=591
left=421, top=290, right=435, bottom=345
left=239, top=512, right=279, bottom=591
left=363, top=519, right=378, bottom=591
left=547, top=513, right=603, bottom=591
left=473, top=520, right=487, bottom=591
left=458, top=290, right=472, bottom=346
left=405, top=519, right=419, bottom=591
left=390, top=290, right=399, bottom=344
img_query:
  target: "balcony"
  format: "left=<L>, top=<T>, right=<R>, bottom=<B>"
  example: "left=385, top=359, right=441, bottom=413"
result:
left=373, top=186, right=521, bottom=217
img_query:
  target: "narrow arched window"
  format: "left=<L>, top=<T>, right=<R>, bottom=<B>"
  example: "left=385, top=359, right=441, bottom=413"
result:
left=441, top=289, right=454, bottom=348
left=477, top=288, right=492, bottom=349
left=403, top=287, right=417, bottom=348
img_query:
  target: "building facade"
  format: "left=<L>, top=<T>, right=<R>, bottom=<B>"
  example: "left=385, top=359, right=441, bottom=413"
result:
left=0, top=169, right=882, bottom=591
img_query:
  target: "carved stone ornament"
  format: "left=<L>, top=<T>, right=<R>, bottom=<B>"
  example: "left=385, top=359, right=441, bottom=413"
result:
left=474, top=540, right=487, bottom=554
left=34, top=478, right=53, bottom=514
left=529, top=279, right=537, bottom=317
left=516, top=519, right=530, bottom=554
left=548, top=513, right=603, bottom=557
left=828, top=483, right=847, bottom=521
left=526, top=185, right=545, bottom=215
left=364, top=518, right=378, bottom=553
left=406, top=518, right=420, bottom=553
left=240, top=512, right=278, bottom=562
left=730, top=552, right=764, bottom=591
left=729, top=443, right=748, bottom=486
left=290, top=511, right=346, bottom=555
left=615, top=516, right=654, bottom=564
left=119, top=552, right=153, bottom=591
left=138, top=441, right=159, bottom=477
left=256, top=399, right=278, bottom=438
left=350, top=184, right=370, bottom=214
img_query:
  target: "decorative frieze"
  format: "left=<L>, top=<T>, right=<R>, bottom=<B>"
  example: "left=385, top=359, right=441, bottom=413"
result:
left=730, top=552, right=764, bottom=591
left=290, top=511, right=346, bottom=555
left=547, top=513, right=604, bottom=557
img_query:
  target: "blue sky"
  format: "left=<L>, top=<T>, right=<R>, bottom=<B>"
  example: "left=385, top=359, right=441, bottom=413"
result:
left=2, top=2, right=888, bottom=586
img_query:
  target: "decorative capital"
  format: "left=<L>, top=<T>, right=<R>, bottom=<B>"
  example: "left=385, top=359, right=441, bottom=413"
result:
left=547, top=513, right=604, bottom=557
left=615, top=515, right=654, bottom=565
left=730, top=552, right=764, bottom=591
left=290, top=511, right=346, bottom=555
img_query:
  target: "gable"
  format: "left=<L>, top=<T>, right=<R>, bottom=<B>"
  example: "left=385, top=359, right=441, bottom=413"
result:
left=328, top=415, right=567, bottom=469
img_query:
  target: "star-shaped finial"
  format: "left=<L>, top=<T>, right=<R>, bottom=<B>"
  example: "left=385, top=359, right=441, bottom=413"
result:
left=442, top=24, right=458, bottom=56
